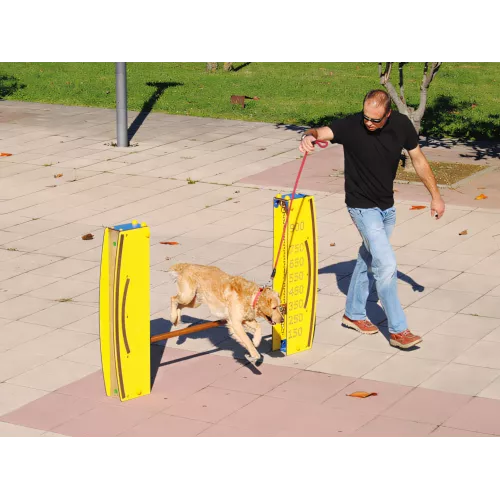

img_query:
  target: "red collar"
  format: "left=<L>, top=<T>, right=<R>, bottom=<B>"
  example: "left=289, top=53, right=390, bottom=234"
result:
left=252, top=288, right=264, bottom=309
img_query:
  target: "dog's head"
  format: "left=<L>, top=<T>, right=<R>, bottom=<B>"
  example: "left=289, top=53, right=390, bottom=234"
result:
left=256, top=288, right=284, bottom=326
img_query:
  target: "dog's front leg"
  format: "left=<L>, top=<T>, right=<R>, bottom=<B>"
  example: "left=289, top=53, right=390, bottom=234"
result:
left=245, top=320, right=262, bottom=347
left=229, top=315, right=263, bottom=366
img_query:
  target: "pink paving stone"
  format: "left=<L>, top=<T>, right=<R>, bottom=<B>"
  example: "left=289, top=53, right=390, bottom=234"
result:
left=443, top=397, right=500, bottom=436
left=266, top=371, right=356, bottom=404
left=118, top=414, right=210, bottom=437
left=382, top=387, right=472, bottom=425
left=54, top=370, right=174, bottom=413
left=273, top=426, right=349, bottom=439
left=351, top=416, right=436, bottom=437
left=322, top=379, right=413, bottom=416
left=56, top=371, right=110, bottom=403
left=218, top=396, right=309, bottom=434
left=210, top=363, right=301, bottom=395
left=163, top=386, right=258, bottom=423
left=152, top=352, right=243, bottom=400
left=0, top=392, right=96, bottom=431
left=282, top=403, right=375, bottom=436
left=198, top=424, right=277, bottom=437
left=50, top=404, right=154, bottom=437
left=429, top=426, right=494, bottom=437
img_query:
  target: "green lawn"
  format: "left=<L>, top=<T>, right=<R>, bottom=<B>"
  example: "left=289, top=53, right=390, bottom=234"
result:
left=1, top=62, right=499, bottom=141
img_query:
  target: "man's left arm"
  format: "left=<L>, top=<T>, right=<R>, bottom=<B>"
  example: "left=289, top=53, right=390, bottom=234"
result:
left=408, top=145, right=445, bottom=219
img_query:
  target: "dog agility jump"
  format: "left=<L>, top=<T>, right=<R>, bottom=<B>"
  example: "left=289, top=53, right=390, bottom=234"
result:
left=99, top=190, right=319, bottom=401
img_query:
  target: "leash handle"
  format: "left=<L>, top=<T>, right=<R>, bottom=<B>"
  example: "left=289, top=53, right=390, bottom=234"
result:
left=270, top=140, right=328, bottom=283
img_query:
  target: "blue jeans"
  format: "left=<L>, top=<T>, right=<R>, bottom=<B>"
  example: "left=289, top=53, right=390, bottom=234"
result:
left=345, top=206, right=407, bottom=334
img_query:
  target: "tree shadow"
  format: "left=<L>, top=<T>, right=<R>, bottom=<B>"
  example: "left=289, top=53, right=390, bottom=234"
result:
left=273, top=112, right=351, bottom=135
left=128, top=81, right=183, bottom=141
left=319, top=259, right=424, bottom=347
left=420, top=94, right=500, bottom=158
left=232, top=63, right=251, bottom=72
left=0, top=74, right=26, bottom=99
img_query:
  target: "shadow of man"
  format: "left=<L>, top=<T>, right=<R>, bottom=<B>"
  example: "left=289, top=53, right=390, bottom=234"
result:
left=319, top=259, right=425, bottom=344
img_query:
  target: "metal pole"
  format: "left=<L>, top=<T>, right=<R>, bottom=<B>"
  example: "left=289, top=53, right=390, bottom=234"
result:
left=115, top=62, right=128, bottom=147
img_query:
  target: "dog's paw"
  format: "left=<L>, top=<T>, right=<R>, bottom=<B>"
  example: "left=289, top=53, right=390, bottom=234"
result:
left=245, top=353, right=264, bottom=367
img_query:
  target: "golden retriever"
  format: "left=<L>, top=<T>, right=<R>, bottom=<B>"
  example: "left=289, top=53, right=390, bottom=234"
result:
left=169, top=263, right=284, bottom=365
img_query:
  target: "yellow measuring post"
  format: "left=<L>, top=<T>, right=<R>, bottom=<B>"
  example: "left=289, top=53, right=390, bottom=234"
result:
left=272, top=193, right=318, bottom=355
left=99, top=220, right=151, bottom=401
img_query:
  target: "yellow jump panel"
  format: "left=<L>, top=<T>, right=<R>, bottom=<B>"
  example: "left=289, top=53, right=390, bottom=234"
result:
left=99, top=221, right=150, bottom=401
left=272, top=194, right=318, bottom=355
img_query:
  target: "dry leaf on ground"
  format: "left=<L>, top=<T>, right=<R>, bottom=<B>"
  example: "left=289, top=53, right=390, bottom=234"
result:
left=81, top=233, right=94, bottom=240
left=459, top=230, right=468, bottom=236
left=160, top=241, right=179, bottom=245
left=347, top=391, right=378, bottom=398
left=330, top=243, right=336, bottom=246
left=54, top=173, right=63, bottom=178
left=0, top=152, right=13, bottom=157
left=410, top=205, right=426, bottom=210
left=475, top=193, right=488, bottom=200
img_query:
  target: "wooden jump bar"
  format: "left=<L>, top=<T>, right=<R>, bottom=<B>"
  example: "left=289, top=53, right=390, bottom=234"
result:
left=150, top=320, right=227, bottom=344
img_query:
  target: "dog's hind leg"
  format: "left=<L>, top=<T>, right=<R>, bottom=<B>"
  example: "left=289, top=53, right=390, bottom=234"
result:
left=170, top=278, right=197, bottom=326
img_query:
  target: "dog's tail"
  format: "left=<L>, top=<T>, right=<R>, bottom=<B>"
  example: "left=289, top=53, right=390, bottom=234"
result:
left=168, top=262, right=189, bottom=281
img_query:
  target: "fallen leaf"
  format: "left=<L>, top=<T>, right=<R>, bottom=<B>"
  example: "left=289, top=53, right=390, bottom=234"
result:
left=347, top=391, right=378, bottom=398
left=410, top=205, right=426, bottom=210
left=330, top=243, right=336, bottom=246
left=477, top=187, right=486, bottom=189
left=160, top=241, right=179, bottom=245
left=253, top=96, right=260, bottom=100
left=459, top=230, right=468, bottom=236
left=0, top=152, right=13, bottom=157
left=81, top=233, right=94, bottom=240
left=475, top=193, right=488, bottom=200
left=54, top=173, right=63, bottom=178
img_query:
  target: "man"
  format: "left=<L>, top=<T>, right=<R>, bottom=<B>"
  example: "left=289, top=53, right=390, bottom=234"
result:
left=299, top=89, right=445, bottom=349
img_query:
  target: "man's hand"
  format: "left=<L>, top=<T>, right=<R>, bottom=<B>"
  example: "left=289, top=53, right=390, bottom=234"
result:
left=298, top=127, right=334, bottom=155
left=299, top=136, right=316, bottom=154
left=408, top=146, right=446, bottom=221
left=431, top=197, right=445, bottom=219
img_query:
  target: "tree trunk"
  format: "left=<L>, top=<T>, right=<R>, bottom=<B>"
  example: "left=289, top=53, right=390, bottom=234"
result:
left=378, top=62, right=441, bottom=175
left=206, top=62, right=218, bottom=73
left=223, top=62, right=233, bottom=71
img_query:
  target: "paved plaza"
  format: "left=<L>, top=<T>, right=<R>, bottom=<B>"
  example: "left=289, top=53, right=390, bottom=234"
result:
left=1, top=100, right=500, bottom=436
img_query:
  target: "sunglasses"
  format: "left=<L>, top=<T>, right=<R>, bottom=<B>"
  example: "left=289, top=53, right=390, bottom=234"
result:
left=362, top=113, right=386, bottom=124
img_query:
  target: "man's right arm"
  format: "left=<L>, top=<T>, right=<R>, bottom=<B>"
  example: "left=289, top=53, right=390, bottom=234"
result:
left=299, top=126, right=334, bottom=154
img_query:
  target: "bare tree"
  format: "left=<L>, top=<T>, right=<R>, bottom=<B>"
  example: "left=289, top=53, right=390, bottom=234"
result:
left=206, top=62, right=218, bottom=72
left=378, top=62, right=442, bottom=171
left=206, top=63, right=233, bottom=72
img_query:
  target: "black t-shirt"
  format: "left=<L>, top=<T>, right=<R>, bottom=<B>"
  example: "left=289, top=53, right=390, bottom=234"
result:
left=329, top=111, right=419, bottom=210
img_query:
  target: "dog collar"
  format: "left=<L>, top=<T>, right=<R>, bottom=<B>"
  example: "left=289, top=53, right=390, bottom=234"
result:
left=252, top=287, right=264, bottom=309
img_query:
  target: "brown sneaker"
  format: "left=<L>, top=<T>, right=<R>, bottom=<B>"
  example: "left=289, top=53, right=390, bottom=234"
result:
left=390, top=329, right=422, bottom=349
left=341, top=315, right=379, bottom=335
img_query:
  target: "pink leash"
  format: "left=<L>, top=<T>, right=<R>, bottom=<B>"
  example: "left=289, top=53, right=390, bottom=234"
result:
left=270, top=140, right=328, bottom=281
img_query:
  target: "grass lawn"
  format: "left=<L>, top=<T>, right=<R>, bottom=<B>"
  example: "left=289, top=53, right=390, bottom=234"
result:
left=1, top=62, right=500, bottom=141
